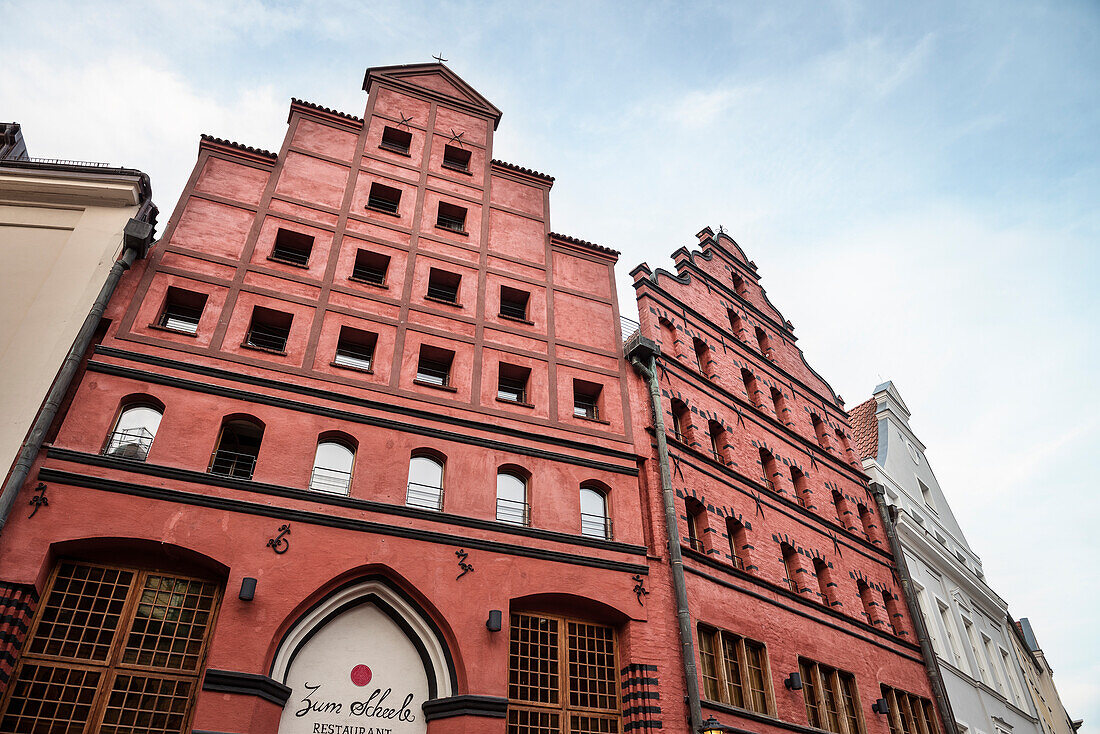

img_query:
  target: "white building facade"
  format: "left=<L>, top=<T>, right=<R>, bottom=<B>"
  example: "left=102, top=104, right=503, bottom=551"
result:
left=850, top=382, right=1044, bottom=734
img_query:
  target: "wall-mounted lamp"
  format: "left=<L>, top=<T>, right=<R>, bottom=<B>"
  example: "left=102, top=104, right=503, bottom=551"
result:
left=784, top=672, right=803, bottom=690
left=700, top=716, right=730, bottom=734
left=486, top=609, right=502, bottom=632
left=239, top=577, right=257, bottom=602
left=872, top=698, right=890, bottom=715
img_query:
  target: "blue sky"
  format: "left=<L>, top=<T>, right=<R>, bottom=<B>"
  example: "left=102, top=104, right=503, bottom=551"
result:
left=3, top=0, right=1097, bottom=724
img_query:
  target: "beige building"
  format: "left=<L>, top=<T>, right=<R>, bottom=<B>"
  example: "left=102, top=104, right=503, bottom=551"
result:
left=0, top=122, right=156, bottom=513
left=1011, top=619, right=1082, bottom=734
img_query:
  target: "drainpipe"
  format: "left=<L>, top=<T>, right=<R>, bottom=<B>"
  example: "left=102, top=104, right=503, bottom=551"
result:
left=0, top=208, right=155, bottom=533
left=627, top=334, right=704, bottom=733
left=869, top=482, right=959, bottom=734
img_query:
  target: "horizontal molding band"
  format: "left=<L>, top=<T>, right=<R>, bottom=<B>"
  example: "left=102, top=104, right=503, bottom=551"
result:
left=422, top=694, right=508, bottom=720
left=47, top=448, right=647, bottom=558
left=37, top=468, right=651, bottom=576
left=93, top=346, right=639, bottom=468
left=202, top=668, right=292, bottom=706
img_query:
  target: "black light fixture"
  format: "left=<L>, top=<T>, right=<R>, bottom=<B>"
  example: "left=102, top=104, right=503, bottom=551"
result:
left=700, top=716, right=729, bottom=734
left=784, top=671, right=803, bottom=690
left=872, top=698, right=890, bottom=715
left=239, top=577, right=257, bottom=601
left=486, top=609, right=502, bottom=632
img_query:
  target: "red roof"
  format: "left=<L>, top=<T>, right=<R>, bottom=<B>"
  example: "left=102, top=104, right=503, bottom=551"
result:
left=848, top=397, right=878, bottom=460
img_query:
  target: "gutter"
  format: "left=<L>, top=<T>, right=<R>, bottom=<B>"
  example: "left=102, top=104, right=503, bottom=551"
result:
left=0, top=188, right=156, bottom=533
left=869, top=483, right=959, bottom=734
left=626, top=333, right=704, bottom=733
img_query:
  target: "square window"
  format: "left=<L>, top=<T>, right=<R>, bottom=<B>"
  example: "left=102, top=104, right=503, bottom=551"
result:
left=499, top=285, right=530, bottom=321
left=379, top=126, right=412, bottom=155
left=244, top=306, right=292, bottom=353
left=426, top=268, right=461, bottom=304
left=435, top=201, right=467, bottom=233
left=367, top=183, right=402, bottom=215
left=351, top=250, right=390, bottom=286
left=158, top=287, right=207, bottom=335
left=416, top=345, right=455, bottom=388
left=333, top=326, right=377, bottom=371
left=269, top=228, right=314, bottom=267
left=442, top=144, right=471, bottom=172
left=497, top=363, right=531, bottom=404
left=573, top=379, right=603, bottom=420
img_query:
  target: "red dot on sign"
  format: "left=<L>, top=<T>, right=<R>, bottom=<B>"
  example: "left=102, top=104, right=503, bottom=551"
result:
left=350, top=664, right=373, bottom=687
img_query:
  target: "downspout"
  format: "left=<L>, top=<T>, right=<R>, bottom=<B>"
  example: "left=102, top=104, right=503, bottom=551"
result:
left=628, top=337, right=704, bottom=733
left=0, top=207, right=155, bottom=533
left=869, top=482, right=959, bottom=734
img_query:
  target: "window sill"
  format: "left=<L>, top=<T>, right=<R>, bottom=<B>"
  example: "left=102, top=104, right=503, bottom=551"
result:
left=424, top=294, right=462, bottom=308
left=413, top=378, right=457, bottom=393
left=241, top=342, right=288, bottom=356
left=496, top=397, right=535, bottom=409
left=348, top=275, right=389, bottom=289
left=498, top=313, right=534, bottom=326
left=148, top=323, right=198, bottom=338
left=331, top=361, right=374, bottom=375
left=378, top=144, right=411, bottom=158
left=441, top=162, right=472, bottom=176
left=573, top=414, right=610, bottom=426
left=267, top=255, right=310, bottom=269
left=365, top=204, right=401, bottom=217
left=434, top=225, right=469, bottom=237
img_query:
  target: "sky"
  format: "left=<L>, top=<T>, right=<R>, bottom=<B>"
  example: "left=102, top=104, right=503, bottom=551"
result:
left=2, top=0, right=1097, bottom=724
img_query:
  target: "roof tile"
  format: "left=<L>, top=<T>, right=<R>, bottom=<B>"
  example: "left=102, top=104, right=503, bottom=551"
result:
left=848, top=397, right=879, bottom=460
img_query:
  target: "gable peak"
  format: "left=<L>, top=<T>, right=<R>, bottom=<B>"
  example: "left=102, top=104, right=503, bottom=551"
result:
left=363, top=62, right=503, bottom=129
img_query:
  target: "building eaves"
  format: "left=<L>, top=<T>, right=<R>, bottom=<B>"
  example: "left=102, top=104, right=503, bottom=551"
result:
left=550, top=231, right=619, bottom=257
left=491, top=159, right=555, bottom=183
left=848, top=396, right=878, bottom=460
left=290, top=98, right=363, bottom=124
left=199, top=134, right=277, bottom=161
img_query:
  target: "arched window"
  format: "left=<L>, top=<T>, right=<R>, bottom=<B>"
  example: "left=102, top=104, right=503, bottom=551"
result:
left=836, top=428, right=857, bottom=464
left=708, top=420, right=726, bottom=462
left=686, top=498, right=707, bottom=553
left=658, top=318, right=679, bottom=357
left=741, top=368, right=761, bottom=409
left=881, top=588, right=902, bottom=635
left=209, top=417, right=264, bottom=479
left=670, top=399, right=691, bottom=443
left=832, top=490, right=850, bottom=528
left=693, top=338, right=711, bottom=377
left=770, top=387, right=786, bottom=422
left=580, top=484, right=611, bottom=540
left=727, top=309, right=745, bottom=340
left=496, top=470, right=528, bottom=526
left=813, top=558, right=834, bottom=606
left=755, top=326, right=771, bottom=357
left=790, top=467, right=809, bottom=508
left=103, top=401, right=163, bottom=461
left=810, top=414, right=831, bottom=450
left=759, top=448, right=778, bottom=493
left=309, top=439, right=355, bottom=495
left=732, top=272, right=748, bottom=296
left=407, top=453, right=445, bottom=510
left=857, top=581, right=878, bottom=626
left=727, top=518, right=746, bottom=570
left=780, top=543, right=800, bottom=594
left=857, top=503, right=876, bottom=542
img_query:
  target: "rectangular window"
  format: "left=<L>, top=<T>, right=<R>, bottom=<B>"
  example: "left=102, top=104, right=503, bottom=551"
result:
left=442, top=144, right=471, bottom=172
left=799, top=658, right=864, bottom=734
left=244, top=306, right=292, bottom=353
left=333, top=326, right=377, bottom=372
left=158, top=286, right=207, bottom=334
left=436, top=201, right=467, bottom=233
left=497, top=363, right=531, bottom=405
left=918, top=479, right=937, bottom=514
left=499, top=285, right=530, bottom=321
left=367, top=182, right=402, bottom=214
left=508, top=613, right=619, bottom=734
left=880, top=685, right=939, bottom=734
left=573, top=379, right=602, bottom=420
left=697, top=625, right=772, bottom=715
left=415, top=345, right=454, bottom=388
left=0, top=561, right=220, bottom=733
left=351, top=249, right=390, bottom=286
left=379, top=126, right=412, bottom=155
left=269, top=228, right=314, bottom=267
left=426, top=268, right=461, bottom=304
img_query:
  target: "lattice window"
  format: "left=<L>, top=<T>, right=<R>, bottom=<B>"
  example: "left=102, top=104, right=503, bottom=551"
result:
left=799, top=658, right=865, bottom=734
left=880, top=685, right=939, bottom=734
left=697, top=625, right=773, bottom=715
left=509, top=613, right=619, bottom=734
left=0, top=561, right=220, bottom=733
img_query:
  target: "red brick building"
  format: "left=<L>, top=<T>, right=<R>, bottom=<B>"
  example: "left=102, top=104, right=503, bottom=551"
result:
left=623, top=229, right=945, bottom=734
left=0, top=64, right=943, bottom=734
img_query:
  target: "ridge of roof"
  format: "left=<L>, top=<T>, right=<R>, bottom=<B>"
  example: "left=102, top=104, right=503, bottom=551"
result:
left=290, top=98, right=363, bottom=123
left=550, top=231, right=619, bottom=257
left=491, top=159, right=555, bottom=183
left=848, top=396, right=879, bottom=461
left=199, top=134, right=277, bottom=160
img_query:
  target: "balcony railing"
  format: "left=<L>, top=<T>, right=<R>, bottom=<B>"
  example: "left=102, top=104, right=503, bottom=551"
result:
left=245, top=323, right=289, bottom=352
left=688, top=536, right=705, bottom=553
left=580, top=512, right=612, bottom=540
left=785, top=577, right=799, bottom=594
left=426, top=284, right=459, bottom=303
left=436, top=214, right=466, bottom=233
left=103, top=427, right=154, bottom=461
left=209, top=448, right=257, bottom=480
left=496, top=497, right=530, bottom=526
left=406, top=481, right=444, bottom=511
left=762, top=477, right=775, bottom=493
left=309, top=466, right=352, bottom=495
left=731, top=554, right=745, bottom=571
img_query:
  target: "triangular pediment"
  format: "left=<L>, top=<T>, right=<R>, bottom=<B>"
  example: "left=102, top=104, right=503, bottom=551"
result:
left=363, top=63, right=502, bottom=128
